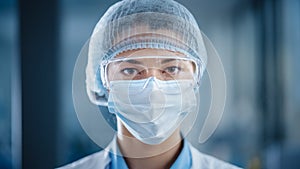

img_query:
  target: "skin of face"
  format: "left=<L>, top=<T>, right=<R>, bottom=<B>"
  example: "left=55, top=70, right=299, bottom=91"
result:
left=106, top=48, right=196, bottom=168
left=109, top=50, right=189, bottom=145
left=112, top=48, right=187, bottom=137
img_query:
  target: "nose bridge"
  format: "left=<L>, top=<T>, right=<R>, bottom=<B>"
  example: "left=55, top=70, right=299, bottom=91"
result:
left=145, top=68, right=163, bottom=79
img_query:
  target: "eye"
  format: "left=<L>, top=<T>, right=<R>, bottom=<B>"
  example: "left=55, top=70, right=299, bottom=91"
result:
left=164, top=66, right=181, bottom=75
left=121, top=68, right=139, bottom=76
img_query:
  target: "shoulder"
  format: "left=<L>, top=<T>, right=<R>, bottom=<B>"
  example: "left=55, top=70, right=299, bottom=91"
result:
left=188, top=143, right=243, bottom=169
left=55, top=150, right=111, bottom=169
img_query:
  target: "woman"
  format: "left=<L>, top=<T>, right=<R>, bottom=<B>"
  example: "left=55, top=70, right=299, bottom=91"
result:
left=59, top=0, right=242, bottom=168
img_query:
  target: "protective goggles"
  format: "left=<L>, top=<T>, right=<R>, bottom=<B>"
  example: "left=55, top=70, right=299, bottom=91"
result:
left=100, top=56, right=202, bottom=88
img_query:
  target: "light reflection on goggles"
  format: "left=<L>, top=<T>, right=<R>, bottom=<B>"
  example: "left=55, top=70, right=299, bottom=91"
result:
left=101, top=56, right=201, bottom=88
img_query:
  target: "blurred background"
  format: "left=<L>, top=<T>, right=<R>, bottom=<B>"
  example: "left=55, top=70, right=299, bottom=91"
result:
left=1, top=0, right=300, bottom=168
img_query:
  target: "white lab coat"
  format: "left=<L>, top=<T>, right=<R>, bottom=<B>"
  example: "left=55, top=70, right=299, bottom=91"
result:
left=56, top=139, right=242, bottom=169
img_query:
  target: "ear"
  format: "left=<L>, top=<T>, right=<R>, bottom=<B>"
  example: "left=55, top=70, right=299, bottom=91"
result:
left=87, top=89, right=108, bottom=106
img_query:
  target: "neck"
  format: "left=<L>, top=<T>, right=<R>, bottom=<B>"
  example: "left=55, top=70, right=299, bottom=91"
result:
left=117, top=123, right=183, bottom=169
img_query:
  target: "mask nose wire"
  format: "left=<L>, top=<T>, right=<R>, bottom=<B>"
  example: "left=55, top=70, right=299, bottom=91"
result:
left=141, top=77, right=154, bottom=90
left=140, top=76, right=164, bottom=91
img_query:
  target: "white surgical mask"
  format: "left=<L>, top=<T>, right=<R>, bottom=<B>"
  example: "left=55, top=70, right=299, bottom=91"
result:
left=108, top=77, right=197, bottom=145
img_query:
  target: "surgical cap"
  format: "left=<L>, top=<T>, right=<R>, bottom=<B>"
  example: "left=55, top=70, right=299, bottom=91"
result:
left=86, top=0, right=208, bottom=105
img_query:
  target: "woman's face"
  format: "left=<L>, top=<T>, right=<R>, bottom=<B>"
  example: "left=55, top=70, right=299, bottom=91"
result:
left=106, top=48, right=196, bottom=82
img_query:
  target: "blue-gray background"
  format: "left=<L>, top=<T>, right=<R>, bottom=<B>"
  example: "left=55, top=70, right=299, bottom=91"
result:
left=1, top=0, right=300, bottom=168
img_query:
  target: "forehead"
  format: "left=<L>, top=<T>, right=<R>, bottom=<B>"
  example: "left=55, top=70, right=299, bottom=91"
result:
left=115, top=48, right=186, bottom=58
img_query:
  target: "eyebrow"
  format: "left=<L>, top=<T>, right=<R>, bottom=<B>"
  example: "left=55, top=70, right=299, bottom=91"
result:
left=161, top=58, right=176, bottom=64
left=116, top=59, right=143, bottom=65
